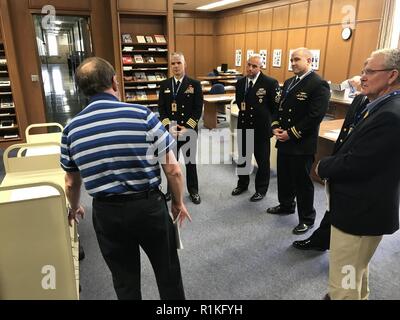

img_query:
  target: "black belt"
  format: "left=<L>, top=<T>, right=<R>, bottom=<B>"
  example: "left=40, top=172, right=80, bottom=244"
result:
left=95, top=189, right=160, bottom=203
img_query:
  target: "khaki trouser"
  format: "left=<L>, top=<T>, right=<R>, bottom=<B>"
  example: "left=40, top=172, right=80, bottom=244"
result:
left=328, top=226, right=382, bottom=300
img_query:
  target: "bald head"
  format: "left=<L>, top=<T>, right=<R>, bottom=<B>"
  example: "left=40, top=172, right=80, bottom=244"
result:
left=290, top=47, right=313, bottom=76
left=76, top=57, right=116, bottom=97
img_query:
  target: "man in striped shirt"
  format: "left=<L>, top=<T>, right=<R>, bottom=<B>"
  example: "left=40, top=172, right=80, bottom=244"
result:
left=60, top=57, right=191, bottom=300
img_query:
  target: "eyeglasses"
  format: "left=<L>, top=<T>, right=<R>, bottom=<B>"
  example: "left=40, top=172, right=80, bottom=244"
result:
left=360, top=68, right=394, bottom=76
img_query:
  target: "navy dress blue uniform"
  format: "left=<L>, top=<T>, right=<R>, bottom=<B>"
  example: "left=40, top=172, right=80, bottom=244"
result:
left=306, top=94, right=370, bottom=249
left=235, top=72, right=280, bottom=195
left=158, top=76, right=203, bottom=195
left=272, top=71, right=330, bottom=226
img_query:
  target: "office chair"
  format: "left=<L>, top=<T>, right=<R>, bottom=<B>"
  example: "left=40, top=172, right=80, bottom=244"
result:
left=209, top=84, right=227, bottom=124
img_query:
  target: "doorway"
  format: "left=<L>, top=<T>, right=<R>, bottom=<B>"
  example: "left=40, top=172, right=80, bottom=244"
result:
left=33, top=15, right=93, bottom=127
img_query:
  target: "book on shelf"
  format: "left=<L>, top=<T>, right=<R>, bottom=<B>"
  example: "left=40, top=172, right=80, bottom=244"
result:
left=123, top=66, right=133, bottom=71
left=156, top=48, right=168, bottom=52
left=144, top=56, right=155, bottom=63
left=154, top=34, right=166, bottom=43
left=155, top=72, right=167, bottom=81
left=0, top=80, right=10, bottom=86
left=0, top=100, right=14, bottom=108
left=125, top=92, right=136, bottom=100
left=147, top=75, right=157, bottom=81
left=0, top=119, right=14, bottom=127
left=147, top=83, right=157, bottom=89
left=0, top=59, right=7, bottom=65
left=136, top=91, right=148, bottom=100
left=134, top=72, right=147, bottom=81
left=134, top=55, right=144, bottom=63
left=145, top=36, right=154, bottom=43
left=122, top=56, right=133, bottom=65
left=136, top=35, right=146, bottom=43
left=3, top=134, right=18, bottom=139
left=121, top=33, right=133, bottom=44
left=122, top=46, right=134, bottom=52
left=148, top=48, right=157, bottom=51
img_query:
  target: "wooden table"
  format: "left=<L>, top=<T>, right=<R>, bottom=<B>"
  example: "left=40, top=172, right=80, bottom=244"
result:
left=311, top=119, right=344, bottom=184
left=203, top=93, right=235, bottom=129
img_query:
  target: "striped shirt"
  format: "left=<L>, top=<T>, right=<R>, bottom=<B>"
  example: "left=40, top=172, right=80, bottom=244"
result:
left=60, top=93, right=175, bottom=198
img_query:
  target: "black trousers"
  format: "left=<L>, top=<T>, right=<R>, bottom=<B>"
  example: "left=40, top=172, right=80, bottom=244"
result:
left=92, top=190, right=185, bottom=300
left=277, top=152, right=316, bottom=225
left=309, top=210, right=331, bottom=249
left=237, top=130, right=270, bottom=195
left=168, top=137, right=199, bottom=194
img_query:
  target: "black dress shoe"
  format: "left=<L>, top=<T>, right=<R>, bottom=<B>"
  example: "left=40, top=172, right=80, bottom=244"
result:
left=292, top=238, right=327, bottom=251
left=266, top=204, right=295, bottom=215
left=250, top=192, right=265, bottom=202
left=231, top=187, right=248, bottom=196
left=164, top=192, right=171, bottom=202
left=292, top=223, right=314, bottom=235
left=189, top=193, right=201, bottom=204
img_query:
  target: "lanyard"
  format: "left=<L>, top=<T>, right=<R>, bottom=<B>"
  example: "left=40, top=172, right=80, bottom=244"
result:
left=284, top=70, right=313, bottom=98
left=172, top=78, right=183, bottom=101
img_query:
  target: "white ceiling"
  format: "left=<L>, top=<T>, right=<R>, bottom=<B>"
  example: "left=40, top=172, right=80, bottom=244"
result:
left=173, top=0, right=263, bottom=12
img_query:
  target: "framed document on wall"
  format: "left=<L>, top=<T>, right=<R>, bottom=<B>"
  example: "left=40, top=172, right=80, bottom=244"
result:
left=246, top=49, right=254, bottom=61
left=259, top=50, right=267, bottom=69
left=311, top=50, right=320, bottom=70
left=235, top=49, right=242, bottom=67
left=272, top=49, right=282, bottom=67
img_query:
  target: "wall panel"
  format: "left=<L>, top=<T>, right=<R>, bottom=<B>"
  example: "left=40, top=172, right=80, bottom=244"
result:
left=234, top=33, right=246, bottom=74
left=330, top=0, right=358, bottom=24
left=175, top=17, right=194, bottom=35
left=257, top=31, right=272, bottom=75
left=234, top=14, right=246, bottom=33
left=29, top=0, right=90, bottom=10
left=195, top=36, right=215, bottom=77
left=270, top=30, right=288, bottom=83
left=289, top=2, right=309, bottom=28
left=306, top=26, right=329, bottom=76
left=357, top=0, right=384, bottom=20
left=245, top=32, right=258, bottom=63
left=259, top=9, right=273, bottom=31
left=246, top=11, right=259, bottom=32
left=272, top=5, right=289, bottom=30
left=176, top=35, right=195, bottom=77
left=308, top=0, right=331, bottom=26
left=285, top=28, right=306, bottom=80
left=348, top=21, right=379, bottom=76
left=324, top=25, right=353, bottom=83
left=195, top=18, right=214, bottom=35
left=118, top=0, right=167, bottom=12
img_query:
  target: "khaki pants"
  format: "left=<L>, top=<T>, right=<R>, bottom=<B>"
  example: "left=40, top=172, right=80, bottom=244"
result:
left=328, top=226, right=382, bottom=300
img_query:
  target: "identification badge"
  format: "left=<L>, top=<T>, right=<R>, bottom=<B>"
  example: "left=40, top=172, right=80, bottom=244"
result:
left=172, top=102, right=177, bottom=112
left=241, top=102, right=246, bottom=111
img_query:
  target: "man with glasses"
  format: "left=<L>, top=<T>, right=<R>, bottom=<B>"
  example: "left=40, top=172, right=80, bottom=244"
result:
left=231, top=54, right=280, bottom=202
left=267, top=48, right=330, bottom=235
left=316, top=48, right=400, bottom=299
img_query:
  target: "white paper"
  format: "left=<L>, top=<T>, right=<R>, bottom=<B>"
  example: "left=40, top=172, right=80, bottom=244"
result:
left=259, top=50, right=267, bottom=69
left=10, top=186, right=60, bottom=201
left=235, top=49, right=242, bottom=67
left=323, top=131, right=340, bottom=140
left=324, top=181, right=330, bottom=211
left=173, top=213, right=184, bottom=250
left=246, top=49, right=254, bottom=61
left=272, top=49, right=282, bottom=67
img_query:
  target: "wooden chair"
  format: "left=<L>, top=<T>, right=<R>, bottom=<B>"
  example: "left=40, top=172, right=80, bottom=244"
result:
left=25, top=123, right=63, bottom=144
left=0, top=182, right=79, bottom=299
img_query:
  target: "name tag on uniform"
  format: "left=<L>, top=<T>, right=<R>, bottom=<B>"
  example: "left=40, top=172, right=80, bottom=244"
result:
left=241, top=102, right=246, bottom=111
left=171, top=102, right=177, bottom=112
left=165, top=89, right=171, bottom=94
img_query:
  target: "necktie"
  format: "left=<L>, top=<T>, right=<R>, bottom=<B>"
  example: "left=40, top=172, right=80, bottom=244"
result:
left=174, top=80, right=180, bottom=93
left=247, top=80, right=253, bottom=95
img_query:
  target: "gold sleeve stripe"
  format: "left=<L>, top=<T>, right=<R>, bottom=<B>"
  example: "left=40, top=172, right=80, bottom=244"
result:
left=162, top=119, right=171, bottom=127
left=272, top=121, right=280, bottom=127
left=187, top=118, right=197, bottom=129
left=291, top=127, right=301, bottom=139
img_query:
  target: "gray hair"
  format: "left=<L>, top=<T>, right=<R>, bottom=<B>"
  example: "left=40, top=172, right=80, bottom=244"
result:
left=170, top=52, right=186, bottom=63
left=372, top=48, right=400, bottom=82
left=248, top=54, right=263, bottom=66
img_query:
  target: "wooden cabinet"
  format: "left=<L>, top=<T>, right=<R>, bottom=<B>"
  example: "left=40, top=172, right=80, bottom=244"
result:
left=0, top=42, right=20, bottom=144
left=119, top=14, right=169, bottom=114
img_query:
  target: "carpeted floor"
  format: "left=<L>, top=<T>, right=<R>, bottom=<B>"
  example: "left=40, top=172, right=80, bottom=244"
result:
left=1, top=121, right=399, bottom=300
